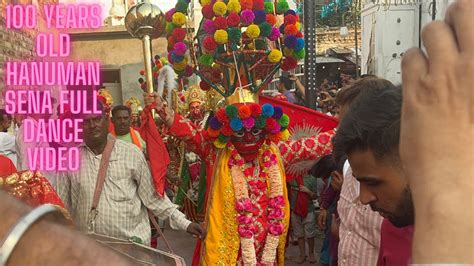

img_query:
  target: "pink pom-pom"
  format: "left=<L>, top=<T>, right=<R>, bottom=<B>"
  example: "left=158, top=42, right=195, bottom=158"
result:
left=165, top=8, right=175, bottom=22
left=267, top=27, right=280, bottom=41
left=242, top=117, right=255, bottom=129
left=173, top=42, right=187, bottom=56
left=203, top=19, right=216, bottom=34
left=240, top=9, right=255, bottom=25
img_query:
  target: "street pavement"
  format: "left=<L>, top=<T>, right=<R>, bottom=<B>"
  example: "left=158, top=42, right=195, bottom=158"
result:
left=156, top=225, right=325, bottom=266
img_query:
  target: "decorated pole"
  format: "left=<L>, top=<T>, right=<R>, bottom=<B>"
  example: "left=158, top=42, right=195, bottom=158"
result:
left=303, top=0, right=317, bottom=109
left=125, top=2, right=166, bottom=96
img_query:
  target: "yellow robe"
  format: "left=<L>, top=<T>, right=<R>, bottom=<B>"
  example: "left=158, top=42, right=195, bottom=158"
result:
left=200, top=144, right=290, bottom=265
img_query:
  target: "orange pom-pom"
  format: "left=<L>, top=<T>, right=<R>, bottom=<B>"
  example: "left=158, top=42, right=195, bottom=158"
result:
left=207, top=127, right=220, bottom=138
left=284, top=24, right=298, bottom=36
left=238, top=105, right=252, bottom=119
left=266, top=14, right=277, bottom=25
left=240, top=0, right=253, bottom=10
left=268, top=133, right=281, bottom=142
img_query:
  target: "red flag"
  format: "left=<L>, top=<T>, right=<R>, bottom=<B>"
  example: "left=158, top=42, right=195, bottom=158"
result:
left=139, top=105, right=170, bottom=197
left=259, top=95, right=338, bottom=132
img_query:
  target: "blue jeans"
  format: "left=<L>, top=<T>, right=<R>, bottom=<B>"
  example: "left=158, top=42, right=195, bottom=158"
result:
left=319, top=202, right=337, bottom=265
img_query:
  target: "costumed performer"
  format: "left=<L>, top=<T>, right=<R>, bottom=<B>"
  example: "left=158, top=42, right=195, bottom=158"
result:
left=144, top=89, right=334, bottom=265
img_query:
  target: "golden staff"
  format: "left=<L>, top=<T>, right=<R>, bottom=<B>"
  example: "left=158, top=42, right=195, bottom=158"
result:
left=125, top=1, right=166, bottom=113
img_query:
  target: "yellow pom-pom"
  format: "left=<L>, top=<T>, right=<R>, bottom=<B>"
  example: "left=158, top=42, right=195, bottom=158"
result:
left=214, top=29, right=229, bottom=44
left=280, top=129, right=290, bottom=141
left=213, top=1, right=227, bottom=16
left=227, top=0, right=241, bottom=13
left=246, top=24, right=260, bottom=39
left=295, top=21, right=301, bottom=31
left=200, top=0, right=211, bottom=5
left=213, top=139, right=227, bottom=149
left=173, top=58, right=188, bottom=71
left=172, top=12, right=186, bottom=26
left=268, top=49, right=282, bottom=63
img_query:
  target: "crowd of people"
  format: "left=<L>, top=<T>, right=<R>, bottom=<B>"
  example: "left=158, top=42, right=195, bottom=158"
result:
left=0, top=0, right=472, bottom=265
left=271, top=72, right=356, bottom=117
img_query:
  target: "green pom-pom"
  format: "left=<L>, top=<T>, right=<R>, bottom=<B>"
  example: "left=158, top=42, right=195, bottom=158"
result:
left=294, top=49, right=305, bottom=60
left=279, top=114, right=289, bottom=127
left=166, top=22, right=175, bottom=34
left=217, top=45, right=226, bottom=54
left=175, top=0, right=189, bottom=13
left=255, top=116, right=267, bottom=128
left=259, top=22, right=272, bottom=38
left=230, top=43, right=238, bottom=51
left=218, top=134, right=230, bottom=143
left=199, top=54, right=214, bottom=66
left=276, top=0, right=289, bottom=14
left=255, top=40, right=266, bottom=50
left=225, top=105, right=238, bottom=118
left=228, top=27, right=242, bottom=43
left=264, top=2, right=274, bottom=13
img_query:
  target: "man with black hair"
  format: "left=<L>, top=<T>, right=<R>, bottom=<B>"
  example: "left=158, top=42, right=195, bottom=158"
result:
left=111, top=105, right=146, bottom=153
left=57, top=100, right=203, bottom=245
left=332, top=78, right=385, bottom=266
left=278, top=73, right=305, bottom=105
left=0, top=109, right=16, bottom=166
left=333, top=83, right=414, bottom=265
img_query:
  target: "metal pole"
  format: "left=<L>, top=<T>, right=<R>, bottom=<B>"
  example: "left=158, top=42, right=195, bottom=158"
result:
left=353, top=0, right=359, bottom=79
left=142, top=35, right=154, bottom=94
left=304, top=0, right=317, bottom=109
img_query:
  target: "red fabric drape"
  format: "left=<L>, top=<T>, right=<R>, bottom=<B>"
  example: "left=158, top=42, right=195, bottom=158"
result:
left=139, top=105, right=170, bottom=196
left=293, top=175, right=310, bottom=218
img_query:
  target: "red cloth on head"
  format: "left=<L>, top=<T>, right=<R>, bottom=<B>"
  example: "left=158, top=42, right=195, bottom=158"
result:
left=139, top=105, right=171, bottom=196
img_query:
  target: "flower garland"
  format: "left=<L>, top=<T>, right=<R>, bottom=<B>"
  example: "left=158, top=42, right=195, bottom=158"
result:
left=228, top=144, right=285, bottom=265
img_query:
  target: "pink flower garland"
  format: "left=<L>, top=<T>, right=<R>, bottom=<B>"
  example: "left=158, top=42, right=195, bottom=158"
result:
left=228, top=145, right=285, bottom=265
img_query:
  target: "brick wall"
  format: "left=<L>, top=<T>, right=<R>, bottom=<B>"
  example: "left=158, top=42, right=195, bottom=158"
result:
left=0, top=1, right=58, bottom=107
left=0, top=15, right=36, bottom=107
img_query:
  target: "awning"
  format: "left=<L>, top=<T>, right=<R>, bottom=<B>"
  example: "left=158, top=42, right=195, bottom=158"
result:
left=316, top=56, right=345, bottom=64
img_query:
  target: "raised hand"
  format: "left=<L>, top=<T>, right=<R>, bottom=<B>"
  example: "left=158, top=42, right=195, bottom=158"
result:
left=400, top=0, right=473, bottom=263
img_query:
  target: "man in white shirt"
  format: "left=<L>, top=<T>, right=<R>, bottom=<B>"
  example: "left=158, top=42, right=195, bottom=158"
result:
left=0, top=109, right=17, bottom=167
left=57, top=102, right=203, bottom=244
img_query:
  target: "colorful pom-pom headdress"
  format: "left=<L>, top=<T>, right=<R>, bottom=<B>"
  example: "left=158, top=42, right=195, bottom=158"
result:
left=165, top=0, right=304, bottom=98
left=163, top=0, right=303, bottom=148
left=207, top=101, right=290, bottom=148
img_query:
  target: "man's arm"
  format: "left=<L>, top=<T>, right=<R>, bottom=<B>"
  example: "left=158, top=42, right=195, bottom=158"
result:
left=0, top=191, right=134, bottom=266
left=135, top=153, right=192, bottom=232
left=278, top=130, right=334, bottom=167
left=290, top=75, right=305, bottom=99
left=143, top=93, right=209, bottom=159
